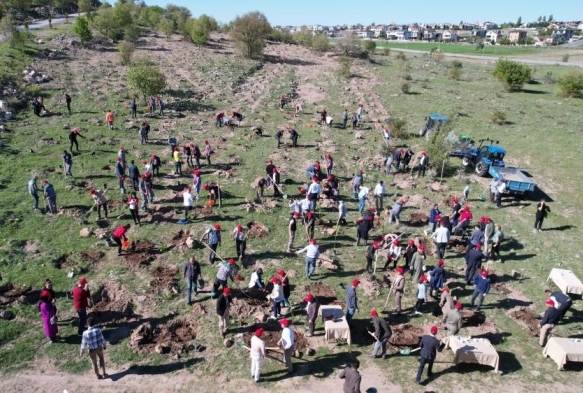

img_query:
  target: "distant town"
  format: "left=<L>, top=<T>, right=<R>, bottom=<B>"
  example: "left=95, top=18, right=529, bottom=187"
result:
left=273, top=19, right=583, bottom=46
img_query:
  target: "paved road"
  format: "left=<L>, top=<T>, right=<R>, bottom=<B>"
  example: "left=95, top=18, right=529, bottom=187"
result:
left=18, top=13, right=81, bottom=31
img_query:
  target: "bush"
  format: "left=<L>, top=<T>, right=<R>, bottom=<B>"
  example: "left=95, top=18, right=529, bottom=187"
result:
left=158, top=17, right=175, bottom=39
left=395, top=51, right=406, bottom=60
left=269, top=29, right=294, bottom=44
left=451, top=60, right=463, bottom=69
left=490, top=110, right=507, bottom=125
left=127, top=58, right=167, bottom=99
left=382, top=47, right=390, bottom=56
left=562, top=54, right=570, bottom=63
left=338, top=54, right=352, bottom=78
left=449, top=67, right=462, bottom=80
left=557, top=72, right=583, bottom=98
left=432, top=50, right=444, bottom=62
left=400, top=82, right=410, bottom=94
left=117, top=41, right=134, bottom=65
left=362, top=40, right=376, bottom=56
left=292, top=29, right=313, bottom=47
left=73, top=16, right=93, bottom=46
left=492, top=59, right=532, bottom=92
left=542, top=71, right=556, bottom=84
left=389, top=118, right=407, bottom=138
left=403, top=73, right=412, bottom=81
left=229, top=12, right=272, bottom=59
left=311, top=34, right=330, bottom=52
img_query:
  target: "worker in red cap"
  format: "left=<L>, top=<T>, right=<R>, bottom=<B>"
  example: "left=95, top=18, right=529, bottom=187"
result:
left=417, top=151, right=429, bottom=177
left=450, top=197, right=461, bottom=229
left=404, top=239, right=417, bottom=274
left=277, top=270, right=291, bottom=307
left=150, top=154, right=161, bottom=176
left=304, top=293, right=320, bottom=337
left=231, top=224, right=247, bottom=261
left=365, top=241, right=379, bottom=273
left=442, top=301, right=463, bottom=339
left=414, top=275, right=428, bottom=315
left=110, top=224, right=130, bottom=256
left=325, top=153, right=334, bottom=176
left=369, top=309, right=392, bottom=359
left=211, top=257, right=235, bottom=298
left=231, top=110, right=244, bottom=126
left=345, top=279, right=360, bottom=324
left=287, top=212, right=300, bottom=253
left=439, top=286, right=454, bottom=316
left=465, top=243, right=485, bottom=285
left=392, top=267, right=406, bottom=315
left=454, top=205, right=473, bottom=235
left=250, top=327, right=265, bottom=382
left=216, top=287, right=231, bottom=337
left=384, top=238, right=402, bottom=270
left=72, top=277, right=91, bottom=336
left=296, top=238, right=320, bottom=278
left=88, top=187, right=108, bottom=220
left=415, top=325, right=440, bottom=384
left=411, top=245, right=426, bottom=284
left=267, top=277, right=285, bottom=320
left=429, top=260, right=446, bottom=299
left=39, top=289, right=58, bottom=343
left=470, top=269, right=491, bottom=312
left=539, top=299, right=561, bottom=347
left=203, top=139, right=212, bottom=167
left=200, top=224, right=222, bottom=264
left=277, top=318, right=295, bottom=373
left=304, top=210, right=316, bottom=239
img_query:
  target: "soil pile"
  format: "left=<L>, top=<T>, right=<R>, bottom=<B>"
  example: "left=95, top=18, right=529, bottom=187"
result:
left=0, top=284, right=41, bottom=306
left=124, top=240, right=159, bottom=268
left=78, top=251, right=104, bottom=264
left=358, top=274, right=381, bottom=297
left=230, top=292, right=270, bottom=319
left=89, top=282, right=134, bottom=326
left=389, top=323, right=424, bottom=346
left=246, top=221, right=269, bottom=238
left=149, top=266, right=179, bottom=294
left=461, top=310, right=504, bottom=344
left=59, top=207, right=85, bottom=219
left=168, top=229, right=192, bottom=251
left=507, top=306, right=540, bottom=336
left=407, top=194, right=434, bottom=208
left=194, top=206, right=218, bottom=219
left=129, top=318, right=198, bottom=355
left=304, top=283, right=338, bottom=305
left=408, top=212, right=428, bottom=226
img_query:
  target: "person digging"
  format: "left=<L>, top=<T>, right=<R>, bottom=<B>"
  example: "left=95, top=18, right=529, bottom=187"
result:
left=110, top=224, right=130, bottom=256
left=88, top=187, right=108, bottom=220
left=216, top=287, right=231, bottom=338
left=210, top=258, right=236, bottom=298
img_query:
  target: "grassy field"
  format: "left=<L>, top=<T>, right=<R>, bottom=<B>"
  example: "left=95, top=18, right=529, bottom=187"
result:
left=1, top=25, right=583, bottom=393
left=375, top=40, right=544, bottom=56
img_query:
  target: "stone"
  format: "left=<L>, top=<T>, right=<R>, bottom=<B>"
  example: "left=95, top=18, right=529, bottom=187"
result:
left=79, top=228, right=92, bottom=237
left=154, top=343, right=170, bottom=354
left=185, top=237, right=195, bottom=249
left=223, top=338, right=234, bottom=348
left=1, top=310, right=15, bottom=320
left=137, top=295, right=147, bottom=302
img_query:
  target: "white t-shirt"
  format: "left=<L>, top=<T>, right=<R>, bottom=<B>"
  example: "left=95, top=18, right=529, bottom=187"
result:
left=358, top=187, right=369, bottom=199
left=183, top=192, right=194, bottom=207
left=250, top=335, right=265, bottom=358
left=281, top=327, right=295, bottom=349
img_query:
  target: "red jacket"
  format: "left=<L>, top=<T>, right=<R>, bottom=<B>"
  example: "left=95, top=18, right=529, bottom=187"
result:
left=72, top=286, right=91, bottom=311
left=112, top=226, right=127, bottom=239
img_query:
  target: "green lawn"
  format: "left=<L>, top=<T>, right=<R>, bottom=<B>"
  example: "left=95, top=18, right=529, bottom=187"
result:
left=375, top=40, right=542, bottom=56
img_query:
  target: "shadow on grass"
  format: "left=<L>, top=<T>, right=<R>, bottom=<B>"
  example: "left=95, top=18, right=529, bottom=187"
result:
left=109, top=358, right=203, bottom=381
left=263, top=351, right=362, bottom=382
left=543, top=225, right=577, bottom=232
left=522, top=89, right=548, bottom=95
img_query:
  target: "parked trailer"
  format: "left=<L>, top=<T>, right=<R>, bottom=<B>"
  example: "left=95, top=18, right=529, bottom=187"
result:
left=489, top=166, right=536, bottom=195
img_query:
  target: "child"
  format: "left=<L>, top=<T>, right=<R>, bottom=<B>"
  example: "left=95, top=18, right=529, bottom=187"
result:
left=414, top=275, right=428, bottom=315
left=462, top=185, right=470, bottom=204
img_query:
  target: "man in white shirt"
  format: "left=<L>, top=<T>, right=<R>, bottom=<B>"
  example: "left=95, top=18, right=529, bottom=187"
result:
left=248, top=268, right=264, bottom=290
left=373, top=180, right=386, bottom=214
left=289, top=197, right=301, bottom=216
left=277, top=318, right=295, bottom=373
left=496, top=179, right=506, bottom=208
left=182, top=187, right=194, bottom=222
left=358, top=186, right=369, bottom=215
left=307, top=178, right=321, bottom=211
left=338, top=200, right=347, bottom=225
left=431, top=222, right=450, bottom=259
left=299, top=194, right=311, bottom=220
left=296, top=238, right=320, bottom=278
left=250, top=328, right=266, bottom=382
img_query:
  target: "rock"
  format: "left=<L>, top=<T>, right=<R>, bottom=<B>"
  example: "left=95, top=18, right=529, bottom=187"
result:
left=355, top=131, right=365, bottom=139
left=253, top=311, right=268, bottom=323
left=307, top=348, right=316, bottom=356
left=137, top=295, right=147, bottom=302
left=154, top=343, right=170, bottom=354
left=223, top=338, right=234, bottom=348
left=185, top=237, right=195, bottom=249
left=1, top=310, right=15, bottom=320
left=79, top=228, right=92, bottom=237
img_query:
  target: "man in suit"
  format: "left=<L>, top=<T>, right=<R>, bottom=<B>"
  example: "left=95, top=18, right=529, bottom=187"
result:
left=415, top=325, right=440, bottom=384
left=545, top=289, right=572, bottom=323
left=339, top=362, right=361, bottom=393
left=539, top=299, right=561, bottom=347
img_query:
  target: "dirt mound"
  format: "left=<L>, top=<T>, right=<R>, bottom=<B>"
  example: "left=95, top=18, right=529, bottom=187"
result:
left=150, top=266, right=179, bottom=294
left=124, top=240, right=159, bottom=268
left=428, top=182, right=449, bottom=192
left=507, top=306, right=540, bottom=336
left=392, top=177, right=416, bottom=190
left=0, top=284, right=41, bottom=306
left=89, top=282, right=134, bottom=326
left=24, top=240, right=41, bottom=254
left=356, top=156, right=386, bottom=170
left=246, top=221, right=269, bottom=238
left=78, top=251, right=104, bottom=264
left=129, top=318, right=198, bottom=355
left=357, top=274, right=381, bottom=297
left=194, top=206, right=219, bottom=219
left=230, top=295, right=270, bottom=319
left=407, top=194, right=434, bottom=208
left=493, top=283, right=512, bottom=295
left=242, top=326, right=308, bottom=350
left=461, top=310, right=504, bottom=344
left=389, top=323, right=424, bottom=347
left=59, top=207, right=85, bottom=218
left=167, top=229, right=193, bottom=251
left=408, top=212, right=428, bottom=226
left=304, top=283, right=338, bottom=305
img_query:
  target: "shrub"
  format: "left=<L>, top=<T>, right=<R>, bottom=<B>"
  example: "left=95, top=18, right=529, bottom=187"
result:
left=400, top=82, right=410, bottom=94
left=557, top=72, right=583, bottom=98
left=338, top=54, right=352, bottom=78
left=389, top=118, right=407, bottom=138
left=73, top=16, right=93, bottom=46
left=492, top=59, right=532, bottom=92
left=395, top=51, right=406, bottom=60
left=490, top=110, right=507, bottom=125
left=362, top=40, right=376, bottom=56
left=382, top=47, right=390, bottom=56
left=229, top=12, right=272, bottom=59
left=127, top=58, right=167, bottom=99
left=449, top=67, right=462, bottom=80
left=117, top=41, right=134, bottom=65
left=432, top=50, right=444, bottom=62
left=311, top=34, right=330, bottom=52
left=403, top=74, right=412, bottom=81
left=451, top=60, right=463, bottom=69
left=542, top=71, right=556, bottom=84
left=562, top=54, right=570, bottom=63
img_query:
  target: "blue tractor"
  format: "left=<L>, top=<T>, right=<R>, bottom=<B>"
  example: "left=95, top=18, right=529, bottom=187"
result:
left=419, top=113, right=449, bottom=140
left=450, top=138, right=506, bottom=176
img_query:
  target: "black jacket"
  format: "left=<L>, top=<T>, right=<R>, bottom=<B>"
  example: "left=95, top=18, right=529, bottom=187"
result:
left=540, top=307, right=561, bottom=326
left=466, top=248, right=484, bottom=269
left=419, top=334, right=440, bottom=360
left=127, top=164, right=140, bottom=180
left=216, top=294, right=230, bottom=316
left=184, top=261, right=201, bottom=280
left=372, top=316, right=392, bottom=340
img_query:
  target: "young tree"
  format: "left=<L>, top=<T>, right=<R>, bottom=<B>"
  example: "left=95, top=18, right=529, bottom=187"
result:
left=117, top=40, right=134, bottom=65
left=292, top=27, right=313, bottom=47
left=557, top=72, right=583, bottom=99
left=229, top=11, right=272, bottom=58
left=338, top=54, right=352, bottom=78
left=73, top=15, right=92, bottom=46
left=492, top=59, right=532, bottom=92
left=189, top=14, right=218, bottom=45
left=362, top=40, right=376, bottom=56
left=127, top=58, right=167, bottom=100
left=311, top=33, right=330, bottom=52
left=515, top=16, right=522, bottom=27
left=158, top=16, right=175, bottom=38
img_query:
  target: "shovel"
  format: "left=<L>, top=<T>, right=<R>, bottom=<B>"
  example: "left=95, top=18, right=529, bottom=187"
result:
left=400, top=347, right=421, bottom=356
left=237, top=342, right=285, bottom=364
left=382, top=290, right=392, bottom=311
left=272, top=175, right=288, bottom=199
left=478, top=186, right=489, bottom=201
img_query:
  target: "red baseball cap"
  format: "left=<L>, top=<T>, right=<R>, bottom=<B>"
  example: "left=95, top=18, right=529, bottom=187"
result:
left=79, top=277, right=87, bottom=285
left=305, top=294, right=314, bottom=302
left=223, top=287, right=231, bottom=295
left=352, top=279, right=360, bottom=287
left=214, top=224, right=221, bottom=230
left=255, top=328, right=264, bottom=337
left=228, top=258, right=236, bottom=265
left=310, top=238, right=317, bottom=244
left=396, top=267, right=404, bottom=274
left=430, top=326, right=438, bottom=334
left=280, top=318, right=290, bottom=327
left=370, top=310, right=378, bottom=317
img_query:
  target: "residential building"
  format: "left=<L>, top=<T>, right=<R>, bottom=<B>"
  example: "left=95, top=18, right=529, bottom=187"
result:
left=442, top=30, right=458, bottom=42
left=508, top=30, right=527, bottom=43
left=485, top=30, right=502, bottom=43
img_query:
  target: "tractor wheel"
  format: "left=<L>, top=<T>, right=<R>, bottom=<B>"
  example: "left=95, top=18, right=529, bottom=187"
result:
left=462, top=157, right=471, bottom=167
left=475, top=161, right=488, bottom=177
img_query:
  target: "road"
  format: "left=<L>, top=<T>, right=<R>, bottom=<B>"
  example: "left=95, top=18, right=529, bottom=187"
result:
left=17, top=13, right=81, bottom=31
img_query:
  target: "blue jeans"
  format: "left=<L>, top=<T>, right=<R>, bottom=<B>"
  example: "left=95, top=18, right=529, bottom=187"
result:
left=471, top=289, right=486, bottom=310
left=372, top=336, right=389, bottom=356
left=346, top=307, right=356, bottom=324
left=272, top=300, right=281, bottom=318
left=32, top=193, right=39, bottom=209
left=416, top=356, right=434, bottom=382
left=305, top=257, right=316, bottom=278
left=358, top=197, right=365, bottom=214
left=186, top=278, right=197, bottom=304
left=77, top=309, right=87, bottom=336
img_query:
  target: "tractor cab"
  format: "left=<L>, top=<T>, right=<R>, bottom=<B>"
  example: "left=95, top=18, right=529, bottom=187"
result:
left=477, top=143, right=506, bottom=167
left=420, top=113, right=449, bottom=139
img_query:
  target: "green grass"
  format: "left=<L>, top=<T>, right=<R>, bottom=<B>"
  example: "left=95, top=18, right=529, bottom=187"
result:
left=376, top=40, right=542, bottom=56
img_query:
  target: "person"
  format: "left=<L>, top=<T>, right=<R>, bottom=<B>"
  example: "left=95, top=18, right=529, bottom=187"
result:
left=231, top=110, right=244, bottom=126
left=351, top=112, right=358, bottom=129
left=469, top=224, right=484, bottom=247
left=429, top=260, right=446, bottom=298
left=127, top=160, right=140, bottom=190
left=534, top=199, right=551, bottom=232
left=296, top=238, right=320, bottom=278
left=277, top=318, right=295, bottom=373
left=483, top=217, right=495, bottom=258
left=288, top=126, right=299, bottom=147
left=450, top=197, right=461, bottom=229
left=357, top=186, right=369, bottom=215
left=62, top=150, right=73, bottom=178
left=278, top=270, right=291, bottom=307
left=351, top=171, right=362, bottom=197
left=271, top=167, right=281, bottom=197
left=80, top=317, right=108, bottom=380
left=415, top=326, right=440, bottom=384
left=462, top=185, right=470, bottom=204
left=148, top=96, right=156, bottom=114
left=410, top=245, right=425, bottom=284
left=109, top=223, right=129, bottom=255
left=248, top=268, right=265, bottom=290
left=319, top=107, right=327, bottom=125
left=355, top=215, right=372, bottom=247
left=404, top=240, right=417, bottom=272
left=382, top=127, right=392, bottom=145
left=65, top=93, right=72, bottom=115
left=370, top=309, right=391, bottom=359
left=365, top=241, right=379, bottom=273
left=115, top=158, right=126, bottom=195
left=28, top=175, right=40, bottom=211
left=43, top=278, right=56, bottom=302
left=392, top=267, right=406, bottom=315
left=275, top=128, right=284, bottom=149
left=455, top=205, right=473, bottom=236
left=172, top=147, right=182, bottom=175
left=489, top=177, right=499, bottom=203
left=279, top=95, right=286, bottom=109
left=138, top=124, right=147, bottom=145
left=465, top=243, right=484, bottom=284
left=130, top=96, right=137, bottom=118
left=345, top=279, right=360, bottom=324
left=42, top=179, right=58, bottom=214
left=384, top=239, right=402, bottom=270
left=471, top=269, right=491, bottom=312
left=356, top=103, right=363, bottom=124
left=267, top=277, right=284, bottom=320
left=325, top=153, right=334, bottom=176
left=431, top=221, right=450, bottom=259
left=127, top=192, right=141, bottom=225
left=339, top=362, right=362, bottom=393
left=204, top=140, right=212, bottom=166
left=417, top=152, right=429, bottom=177
left=495, top=179, right=506, bottom=208
left=305, top=293, right=320, bottom=337
left=250, top=328, right=266, bottom=383
left=211, top=258, right=235, bottom=298
left=184, top=257, right=201, bottom=305
left=341, top=109, right=348, bottom=129
left=105, top=110, right=115, bottom=130
left=545, top=289, right=572, bottom=323
left=215, top=112, right=225, bottom=127
left=89, top=188, right=108, bottom=220
left=179, top=187, right=193, bottom=222
left=307, top=177, right=321, bottom=211
left=539, top=299, right=560, bottom=347
left=231, top=224, right=246, bottom=260
left=388, top=199, right=404, bottom=225
left=384, top=153, right=394, bottom=176
left=39, top=289, right=58, bottom=343
left=151, top=154, right=161, bottom=176
left=68, top=128, right=84, bottom=152
left=414, top=276, right=428, bottom=315
left=442, top=302, right=463, bottom=338
left=73, top=277, right=91, bottom=336
left=157, top=97, right=164, bottom=116
left=138, top=175, right=150, bottom=211
left=439, top=287, right=454, bottom=316
left=428, top=204, right=441, bottom=234
left=287, top=212, right=299, bottom=253
left=338, top=200, right=347, bottom=225
left=216, top=287, right=231, bottom=337
left=490, top=224, right=503, bottom=261
left=373, top=180, right=385, bottom=213
left=201, top=224, right=222, bottom=264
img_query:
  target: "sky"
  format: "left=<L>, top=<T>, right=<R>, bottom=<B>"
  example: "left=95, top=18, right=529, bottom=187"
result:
left=146, top=0, right=582, bottom=26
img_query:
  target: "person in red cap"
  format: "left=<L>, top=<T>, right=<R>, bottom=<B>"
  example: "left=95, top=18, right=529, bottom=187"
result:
left=325, top=153, right=334, bottom=176
left=204, top=139, right=212, bottom=167
left=211, top=258, right=235, bottom=298
left=150, top=154, right=161, bottom=176
left=216, top=287, right=231, bottom=337
left=231, top=110, right=244, bottom=126
left=200, top=224, right=222, bottom=264
left=417, top=151, right=429, bottom=177
left=454, top=205, right=473, bottom=236
left=414, top=275, right=428, bottom=315
left=392, top=267, right=406, bottom=315
left=365, top=241, right=380, bottom=273
left=450, top=197, right=461, bottom=229
left=231, top=224, right=246, bottom=261
left=304, top=293, right=320, bottom=337
left=110, top=224, right=130, bottom=256
left=439, top=286, right=454, bottom=316
left=277, top=270, right=291, bottom=307
left=105, top=109, right=115, bottom=130
left=442, top=302, right=463, bottom=339
left=72, top=277, right=91, bottom=336
left=411, top=245, right=426, bottom=284
left=539, top=298, right=561, bottom=347
left=384, top=238, right=402, bottom=270
left=404, top=239, right=417, bottom=274
left=268, top=277, right=285, bottom=320
left=415, top=326, right=440, bottom=384
left=369, top=309, right=392, bottom=359
left=465, top=243, right=485, bottom=285
left=296, top=238, right=320, bottom=278
left=68, top=127, right=84, bottom=152
left=470, top=269, right=491, bottom=312
left=287, top=212, right=300, bottom=253
left=250, top=327, right=265, bottom=382
left=277, top=318, right=295, bottom=373
left=345, top=279, right=360, bottom=324
left=39, top=289, right=58, bottom=343
left=429, top=260, right=446, bottom=299
left=89, top=187, right=108, bottom=220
